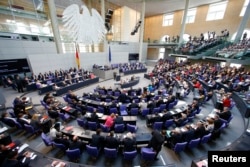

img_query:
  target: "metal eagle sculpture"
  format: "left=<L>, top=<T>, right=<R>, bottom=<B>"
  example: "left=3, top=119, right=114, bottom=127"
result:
left=62, top=4, right=106, bottom=45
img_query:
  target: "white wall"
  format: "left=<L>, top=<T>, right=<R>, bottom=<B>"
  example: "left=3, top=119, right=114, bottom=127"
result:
left=28, top=52, right=129, bottom=75
left=0, top=38, right=149, bottom=74
left=120, top=6, right=140, bottom=42
left=0, top=39, right=57, bottom=59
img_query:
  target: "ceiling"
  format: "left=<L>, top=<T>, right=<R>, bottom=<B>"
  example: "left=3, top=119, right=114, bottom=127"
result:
left=108, top=0, right=225, bottom=17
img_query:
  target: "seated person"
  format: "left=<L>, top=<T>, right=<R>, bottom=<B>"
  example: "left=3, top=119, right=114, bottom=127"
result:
left=2, top=149, right=32, bottom=167
left=123, top=132, right=136, bottom=152
left=204, top=118, right=214, bottom=133
left=161, top=109, right=172, bottom=122
left=105, top=131, right=119, bottom=149
left=1, top=112, right=17, bottom=127
left=91, top=129, right=105, bottom=150
left=90, top=109, right=99, bottom=123
left=47, top=108, right=59, bottom=119
left=194, top=121, right=207, bottom=138
left=69, top=136, right=84, bottom=153
left=49, top=122, right=61, bottom=140
left=104, top=113, right=115, bottom=129
left=53, top=132, right=70, bottom=149
left=114, top=114, right=124, bottom=125
left=146, top=112, right=162, bottom=127
left=166, top=128, right=183, bottom=148
left=173, top=113, right=187, bottom=127
left=216, top=107, right=232, bottom=121
left=181, top=124, right=195, bottom=142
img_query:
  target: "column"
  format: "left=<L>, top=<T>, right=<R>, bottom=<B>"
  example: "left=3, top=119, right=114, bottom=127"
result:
left=139, top=0, right=145, bottom=62
left=101, top=0, right=105, bottom=19
left=47, top=0, right=63, bottom=53
left=178, top=0, right=189, bottom=47
left=234, top=1, right=250, bottom=43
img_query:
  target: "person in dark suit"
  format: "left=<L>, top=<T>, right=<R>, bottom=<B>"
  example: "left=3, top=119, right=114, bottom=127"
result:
left=161, top=109, right=172, bottom=122
left=147, top=130, right=166, bottom=160
left=182, top=124, right=195, bottom=142
left=90, top=109, right=99, bottom=124
left=216, top=107, right=232, bottom=121
left=91, top=129, right=105, bottom=150
left=2, top=149, right=31, bottom=167
left=194, top=121, right=207, bottom=138
left=123, top=132, right=136, bottom=152
left=118, top=92, right=128, bottom=103
left=174, top=113, right=187, bottom=127
left=69, top=135, right=85, bottom=153
left=53, top=132, right=70, bottom=149
left=213, top=115, right=223, bottom=131
left=167, top=129, right=183, bottom=148
left=114, top=114, right=124, bottom=125
left=129, top=100, right=140, bottom=111
left=105, top=131, right=119, bottom=149
left=147, top=100, right=156, bottom=114
left=15, top=75, right=24, bottom=93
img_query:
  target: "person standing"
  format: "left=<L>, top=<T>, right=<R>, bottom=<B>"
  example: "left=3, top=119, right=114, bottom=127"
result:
left=15, top=75, right=24, bottom=93
left=147, top=130, right=166, bottom=160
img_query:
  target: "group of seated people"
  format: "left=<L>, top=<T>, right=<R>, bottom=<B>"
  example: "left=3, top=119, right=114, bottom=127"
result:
left=214, top=38, right=250, bottom=59
left=164, top=106, right=232, bottom=148
left=0, top=133, right=36, bottom=167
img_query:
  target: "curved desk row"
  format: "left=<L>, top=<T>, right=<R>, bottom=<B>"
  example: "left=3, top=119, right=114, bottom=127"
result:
left=123, top=68, right=147, bottom=75
left=121, top=78, right=140, bottom=89
left=231, top=92, right=250, bottom=118
left=55, top=77, right=99, bottom=96
left=61, top=126, right=151, bottom=146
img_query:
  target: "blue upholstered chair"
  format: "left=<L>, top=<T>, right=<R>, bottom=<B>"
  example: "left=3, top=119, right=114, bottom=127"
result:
left=173, top=142, right=187, bottom=153
left=123, top=150, right=137, bottom=160
left=86, top=145, right=100, bottom=158
left=104, top=147, right=118, bottom=159
left=187, top=138, right=201, bottom=149
left=66, top=149, right=81, bottom=162
left=141, top=147, right=156, bottom=161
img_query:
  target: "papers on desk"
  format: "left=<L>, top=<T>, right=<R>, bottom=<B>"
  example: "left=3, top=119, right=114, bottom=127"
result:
left=170, top=111, right=175, bottom=115
left=0, top=127, right=8, bottom=133
left=208, top=113, right=216, bottom=118
left=62, top=106, right=72, bottom=111
left=175, top=108, right=182, bottom=113
left=18, top=143, right=29, bottom=154
left=97, top=113, right=103, bottom=117
left=159, top=113, right=163, bottom=117
left=65, top=126, right=73, bottom=131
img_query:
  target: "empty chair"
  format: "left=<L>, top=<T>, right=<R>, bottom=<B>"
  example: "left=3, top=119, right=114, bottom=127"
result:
left=187, top=138, right=201, bottom=149
left=88, top=121, right=98, bottom=131
left=167, top=102, right=175, bottom=110
left=86, top=145, right=100, bottom=158
left=114, top=92, right=120, bottom=97
left=159, top=104, right=166, bottom=112
left=173, top=99, right=178, bottom=106
left=127, top=124, right=137, bottom=133
left=195, top=108, right=202, bottom=115
left=62, top=95, right=69, bottom=103
left=173, top=142, right=187, bottom=153
left=104, top=147, right=118, bottom=159
left=123, top=150, right=137, bottom=160
left=87, top=106, right=94, bottom=113
left=114, top=124, right=125, bottom=133
left=100, top=123, right=110, bottom=132
left=53, top=141, right=67, bottom=152
left=41, top=132, right=53, bottom=147
left=164, top=119, right=174, bottom=129
left=187, top=116, right=195, bottom=122
left=24, top=124, right=40, bottom=135
left=152, top=107, right=160, bottom=114
left=120, top=105, right=128, bottom=116
left=77, top=118, right=87, bottom=128
left=200, top=133, right=212, bottom=144
left=66, top=148, right=81, bottom=162
left=59, top=112, right=70, bottom=122
left=109, top=108, right=118, bottom=114
left=98, top=106, right=105, bottom=113
left=141, top=147, right=156, bottom=161
left=153, top=122, right=163, bottom=131
left=130, top=108, right=139, bottom=116
left=141, top=108, right=149, bottom=117
left=7, top=109, right=16, bottom=118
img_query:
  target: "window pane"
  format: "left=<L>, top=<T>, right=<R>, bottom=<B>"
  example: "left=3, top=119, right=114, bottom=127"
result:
left=206, top=1, right=227, bottom=21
